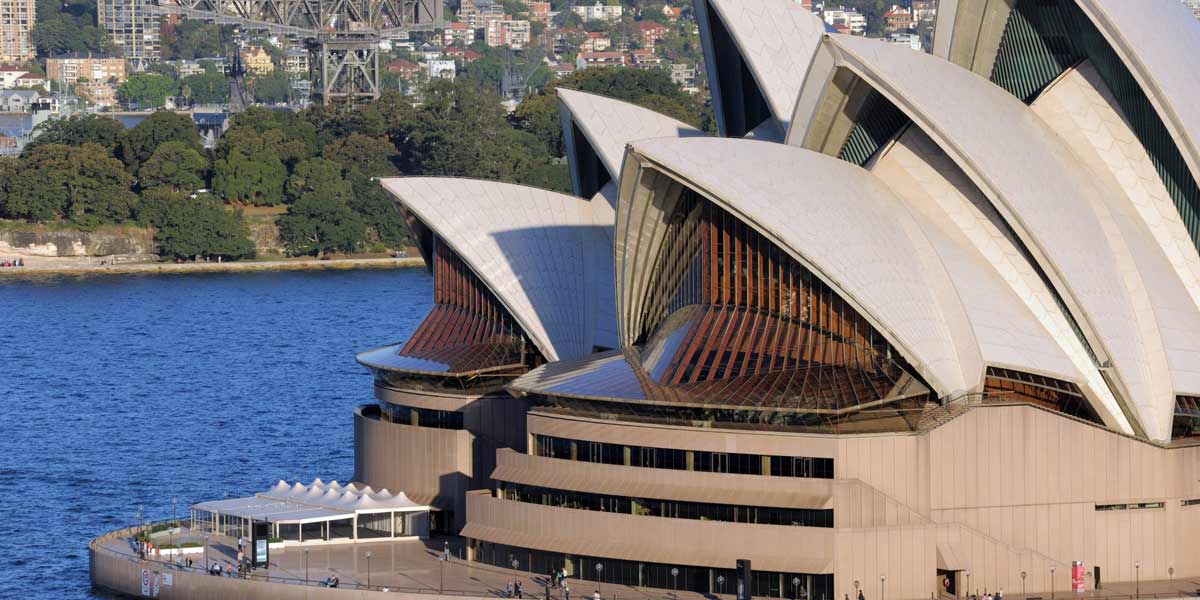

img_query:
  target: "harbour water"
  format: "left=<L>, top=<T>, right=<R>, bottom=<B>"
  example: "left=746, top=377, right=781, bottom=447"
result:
left=0, top=268, right=431, bottom=599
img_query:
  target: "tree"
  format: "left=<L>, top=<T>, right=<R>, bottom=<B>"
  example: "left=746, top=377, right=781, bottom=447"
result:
left=30, top=0, right=111, bottom=56
left=118, top=74, right=181, bottom=108
left=250, top=72, right=290, bottom=104
left=285, top=158, right=345, bottom=203
left=225, top=107, right=317, bottom=166
left=212, top=143, right=287, bottom=205
left=1, top=143, right=136, bottom=226
left=117, top=111, right=204, bottom=171
left=277, top=170, right=365, bottom=256
left=139, top=141, right=209, bottom=192
left=25, top=114, right=125, bottom=153
left=161, top=21, right=226, bottom=60
left=154, top=193, right=255, bottom=260
left=181, top=71, right=230, bottom=105
left=321, top=135, right=409, bottom=248
left=136, top=187, right=188, bottom=227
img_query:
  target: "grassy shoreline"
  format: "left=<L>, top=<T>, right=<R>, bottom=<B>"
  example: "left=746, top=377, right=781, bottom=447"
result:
left=0, top=256, right=425, bottom=278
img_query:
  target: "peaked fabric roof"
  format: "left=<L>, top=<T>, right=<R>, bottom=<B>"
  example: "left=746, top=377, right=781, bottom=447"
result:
left=381, top=178, right=614, bottom=363
left=696, top=0, right=828, bottom=134
left=619, top=136, right=978, bottom=399
left=556, top=88, right=705, bottom=186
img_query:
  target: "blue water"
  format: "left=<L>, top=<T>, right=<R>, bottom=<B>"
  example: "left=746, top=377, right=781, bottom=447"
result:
left=0, top=268, right=431, bottom=599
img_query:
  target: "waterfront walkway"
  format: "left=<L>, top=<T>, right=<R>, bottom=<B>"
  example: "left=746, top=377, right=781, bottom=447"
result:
left=0, top=256, right=424, bottom=277
left=96, top=529, right=1200, bottom=600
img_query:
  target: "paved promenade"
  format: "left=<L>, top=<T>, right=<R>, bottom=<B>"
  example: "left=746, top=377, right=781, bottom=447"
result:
left=99, top=530, right=1200, bottom=600
left=0, top=256, right=424, bottom=277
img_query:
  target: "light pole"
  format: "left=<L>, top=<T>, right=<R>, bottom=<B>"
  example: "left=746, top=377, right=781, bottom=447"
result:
left=1020, top=571, right=1026, bottom=599
left=171, top=497, right=178, bottom=549
left=965, top=571, right=971, bottom=599
left=793, top=577, right=802, bottom=600
left=595, top=562, right=604, bottom=595
left=672, top=567, right=680, bottom=596
left=1169, top=566, right=1174, bottom=582
left=203, top=534, right=210, bottom=570
left=854, top=580, right=860, bottom=600
left=1134, top=562, right=1140, bottom=600
left=880, top=574, right=887, bottom=600
left=717, top=575, right=726, bottom=596
left=440, top=551, right=446, bottom=593
left=304, top=548, right=310, bottom=583
left=1050, top=566, right=1056, bottom=600
left=366, top=551, right=373, bottom=588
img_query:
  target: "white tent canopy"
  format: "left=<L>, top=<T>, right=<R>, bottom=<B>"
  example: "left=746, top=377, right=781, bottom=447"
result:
left=190, top=479, right=431, bottom=543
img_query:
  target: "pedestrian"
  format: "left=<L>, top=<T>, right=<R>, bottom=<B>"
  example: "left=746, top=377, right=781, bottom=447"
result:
left=564, top=582, right=570, bottom=600
left=857, top=589, right=865, bottom=600
left=517, top=580, right=524, bottom=598
left=507, top=581, right=513, bottom=598
left=997, top=590, right=1003, bottom=600
left=593, top=589, right=601, bottom=600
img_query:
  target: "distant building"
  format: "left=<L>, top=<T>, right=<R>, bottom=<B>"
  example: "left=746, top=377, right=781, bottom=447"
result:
left=631, top=48, right=664, bottom=70
left=426, top=59, right=456, bottom=80
left=524, top=1, right=551, bottom=25
left=442, top=21, right=477, bottom=46
left=548, top=62, right=575, bottom=79
left=0, top=88, right=38, bottom=111
left=576, top=51, right=629, bottom=69
left=0, top=64, right=29, bottom=88
left=387, top=59, right=421, bottom=80
left=888, top=31, right=923, bottom=51
left=0, top=0, right=36, bottom=63
left=661, top=4, right=683, bottom=22
left=96, top=0, right=160, bottom=66
left=547, top=28, right=583, bottom=56
left=443, top=46, right=482, bottom=64
left=486, top=18, right=531, bottom=49
left=77, top=80, right=117, bottom=107
left=572, top=1, right=623, bottom=23
left=47, top=53, right=127, bottom=85
left=822, top=8, right=865, bottom=35
left=13, top=71, right=42, bottom=88
left=285, top=48, right=308, bottom=75
left=669, top=61, right=697, bottom=93
left=458, top=0, right=505, bottom=28
left=637, top=21, right=669, bottom=49
left=911, top=0, right=937, bottom=22
left=883, top=4, right=914, bottom=31
left=579, top=32, right=611, bottom=53
left=240, top=46, right=274, bottom=75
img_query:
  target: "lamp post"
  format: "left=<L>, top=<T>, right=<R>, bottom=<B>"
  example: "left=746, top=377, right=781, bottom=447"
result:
left=203, top=534, right=210, bottom=570
left=1050, top=566, right=1056, bottom=600
left=1134, top=562, right=1140, bottom=600
left=171, top=497, right=178, bottom=549
left=717, top=575, right=726, bottom=596
left=595, top=562, right=604, bottom=595
left=440, top=552, right=446, bottom=594
left=880, top=574, right=887, bottom=600
left=793, top=577, right=802, bottom=600
left=854, top=580, right=860, bottom=600
left=366, top=551, right=373, bottom=588
left=672, top=567, right=679, bottom=596
left=1169, top=566, right=1174, bottom=581
left=965, top=571, right=971, bottom=599
left=304, top=548, right=310, bottom=584
left=1020, top=571, right=1026, bottom=599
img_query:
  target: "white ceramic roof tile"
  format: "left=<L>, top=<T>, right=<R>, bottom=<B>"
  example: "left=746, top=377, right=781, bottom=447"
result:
left=825, top=34, right=1168, bottom=440
left=381, top=178, right=615, bottom=363
left=872, top=127, right=1130, bottom=431
left=1080, top=0, right=1200, bottom=197
left=557, top=88, right=704, bottom=184
left=1033, top=64, right=1200, bottom=408
left=626, top=136, right=975, bottom=398
left=704, top=0, right=828, bottom=132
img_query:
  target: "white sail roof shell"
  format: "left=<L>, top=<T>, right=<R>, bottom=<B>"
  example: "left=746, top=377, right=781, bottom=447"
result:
left=381, top=178, right=616, bottom=363
left=556, top=88, right=704, bottom=191
left=619, top=136, right=978, bottom=398
left=695, top=0, right=828, bottom=134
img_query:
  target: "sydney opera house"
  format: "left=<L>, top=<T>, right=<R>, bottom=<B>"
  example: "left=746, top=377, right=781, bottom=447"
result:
left=353, top=1, right=1200, bottom=599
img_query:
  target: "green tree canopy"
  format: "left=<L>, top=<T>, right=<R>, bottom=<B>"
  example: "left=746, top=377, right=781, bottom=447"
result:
left=285, top=158, right=345, bottom=202
left=320, top=135, right=407, bottom=249
left=277, top=170, right=365, bottom=256
left=25, top=114, right=125, bottom=153
left=161, top=21, right=227, bottom=60
left=212, top=129, right=288, bottom=205
left=118, top=111, right=203, bottom=171
left=154, top=193, right=256, bottom=260
left=118, top=74, right=181, bottom=109
left=0, top=143, right=136, bottom=226
left=30, top=0, right=111, bottom=56
left=139, top=141, right=209, bottom=192
left=224, top=108, right=318, bottom=166
left=181, top=71, right=230, bottom=105
left=250, top=72, right=291, bottom=104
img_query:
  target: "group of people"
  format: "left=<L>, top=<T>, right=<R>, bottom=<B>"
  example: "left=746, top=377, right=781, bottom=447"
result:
left=506, top=580, right=525, bottom=598
left=0, top=258, right=23, bottom=267
left=207, top=561, right=238, bottom=577
left=322, top=574, right=340, bottom=588
left=970, top=590, right=1003, bottom=600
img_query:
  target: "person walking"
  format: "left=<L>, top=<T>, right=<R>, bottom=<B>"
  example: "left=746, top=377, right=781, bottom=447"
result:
left=507, top=581, right=513, bottom=598
left=517, top=580, right=524, bottom=599
left=857, top=590, right=865, bottom=600
left=593, top=589, right=601, bottom=600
